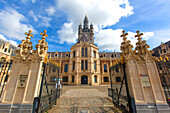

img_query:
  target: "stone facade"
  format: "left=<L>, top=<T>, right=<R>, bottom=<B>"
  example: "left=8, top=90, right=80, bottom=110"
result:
left=152, top=40, right=170, bottom=58
left=48, top=15, right=121, bottom=85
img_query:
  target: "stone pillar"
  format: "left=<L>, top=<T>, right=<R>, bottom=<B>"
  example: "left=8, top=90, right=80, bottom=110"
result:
left=120, top=30, right=170, bottom=113
left=0, top=30, right=48, bottom=113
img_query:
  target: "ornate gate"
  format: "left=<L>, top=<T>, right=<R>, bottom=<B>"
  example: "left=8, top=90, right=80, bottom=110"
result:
left=0, top=59, right=13, bottom=98
left=108, top=60, right=136, bottom=113
left=32, top=60, right=61, bottom=113
left=155, top=57, right=170, bottom=106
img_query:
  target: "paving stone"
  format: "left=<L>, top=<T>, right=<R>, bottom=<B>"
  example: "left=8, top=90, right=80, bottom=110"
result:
left=48, top=85, right=122, bottom=113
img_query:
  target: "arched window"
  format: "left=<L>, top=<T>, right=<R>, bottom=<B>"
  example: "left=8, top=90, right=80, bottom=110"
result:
left=82, top=47, right=84, bottom=57
left=55, top=54, right=57, bottom=57
left=85, top=47, right=87, bottom=57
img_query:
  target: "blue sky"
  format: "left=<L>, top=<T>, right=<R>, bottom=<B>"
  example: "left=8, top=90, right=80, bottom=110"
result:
left=0, top=0, right=169, bottom=52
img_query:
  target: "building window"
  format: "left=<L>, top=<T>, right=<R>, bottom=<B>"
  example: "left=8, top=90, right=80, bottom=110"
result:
left=85, top=47, right=87, bottom=57
left=82, top=47, right=84, bottom=57
left=163, top=49, right=166, bottom=53
left=50, top=76, right=56, bottom=82
left=94, top=61, right=96, bottom=71
left=81, top=60, right=84, bottom=70
left=63, top=76, right=68, bottom=82
left=66, top=54, right=68, bottom=57
left=64, top=64, right=68, bottom=72
left=4, top=48, right=7, bottom=52
left=114, top=54, right=116, bottom=57
left=104, top=64, right=107, bottom=72
left=116, top=67, right=119, bottom=72
left=72, top=75, right=74, bottom=83
left=93, top=51, right=96, bottom=58
left=103, top=54, right=105, bottom=57
left=49, top=67, right=51, bottom=73
left=73, top=51, right=76, bottom=58
left=104, top=77, right=109, bottom=82
left=52, top=67, right=56, bottom=72
left=94, top=75, right=97, bottom=83
left=73, top=61, right=75, bottom=70
left=116, top=77, right=121, bottom=82
left=55, top=54, right=57, bottom=57
left=85, top=60, right=88, bottom=70
left=4, top=75, right=9, bottom=82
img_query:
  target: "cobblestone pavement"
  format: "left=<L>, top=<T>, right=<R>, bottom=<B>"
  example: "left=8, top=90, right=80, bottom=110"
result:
left=48, top=85, right=122, bottom=113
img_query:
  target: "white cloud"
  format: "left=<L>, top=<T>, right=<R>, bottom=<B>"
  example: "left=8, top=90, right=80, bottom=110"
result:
left=0, top=34, right=18, bottom=46
left=58, top=22, right=77, bottom=44
left=28, top=10, right=52, bottom=27
left=28, top=10, right=38, bottom=22
left=0, top=7, right=37, bottom=40
left=57, top=0, right=133, bottom=44
left=95, top=29, right=154, bottom=51
left=46, top=7, right=56, bottom=16
left=21, top=0, right=36, bottom=3
left=37, top=15, right=52, bottom=27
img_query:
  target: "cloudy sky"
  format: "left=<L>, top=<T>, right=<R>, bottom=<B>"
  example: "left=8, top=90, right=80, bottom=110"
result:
left=0, top=0, right=169, bottom=52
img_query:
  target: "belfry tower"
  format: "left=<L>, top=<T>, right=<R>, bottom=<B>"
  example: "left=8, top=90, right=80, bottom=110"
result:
left=78, top=14, right=94, bottom=43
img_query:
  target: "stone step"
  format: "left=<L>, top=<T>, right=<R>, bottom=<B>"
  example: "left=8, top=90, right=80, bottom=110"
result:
left=49, top=106, right=122, bottom=113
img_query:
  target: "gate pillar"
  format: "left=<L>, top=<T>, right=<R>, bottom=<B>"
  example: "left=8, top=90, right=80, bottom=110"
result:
left=120, top=30, right=170, bottom=113
left=0, top=30, right=48, bottom=113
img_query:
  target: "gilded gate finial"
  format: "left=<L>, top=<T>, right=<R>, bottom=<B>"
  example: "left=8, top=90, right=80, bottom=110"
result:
left=135, top=30, right=143, bottom=42
left=40, top=30, right=48, bottom=39
left=25, top=30, right=33, bottom=38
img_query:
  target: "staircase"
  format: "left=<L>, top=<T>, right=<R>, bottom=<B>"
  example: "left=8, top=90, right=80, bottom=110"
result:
left=48, top=85, right=121, bottom=113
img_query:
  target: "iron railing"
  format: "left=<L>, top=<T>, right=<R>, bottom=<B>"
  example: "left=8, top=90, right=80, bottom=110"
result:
left=32, top=62, right=60, bottom=113
left=155, top=59, right=170, bottom=106
left=0, top=60, right=13, bottom=98
left=108, top=62, right=136, bottom=113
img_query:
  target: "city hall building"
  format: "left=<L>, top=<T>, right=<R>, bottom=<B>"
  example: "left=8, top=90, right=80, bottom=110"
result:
left=48, top=15, right=121, bottom=85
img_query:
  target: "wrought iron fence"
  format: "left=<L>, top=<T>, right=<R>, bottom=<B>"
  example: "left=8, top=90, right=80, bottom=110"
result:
left=32, top=62, right=60, bottom=113
left=108, top=62, right=136, bottom=113
left=155, top=58, right=170, bottom=106
left=0, top=60, right=13, bottom=98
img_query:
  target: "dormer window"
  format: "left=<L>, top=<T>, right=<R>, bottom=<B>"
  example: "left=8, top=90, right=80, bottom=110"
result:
left=4, top=48, right=7, bottom=52
left=114, top=54, right=116, bottom=57
left=66, top=54, right=68, bottom=57
left=55, top=54, right=57, bottom=57
left=103, top=54, right=105, bottom=57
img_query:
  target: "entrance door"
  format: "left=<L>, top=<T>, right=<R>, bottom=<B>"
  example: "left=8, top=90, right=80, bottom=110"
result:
left=81, top=75, right=88, bottom=84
